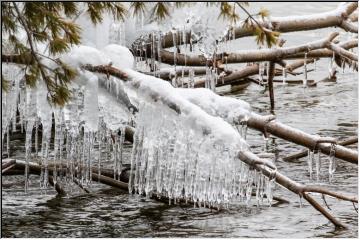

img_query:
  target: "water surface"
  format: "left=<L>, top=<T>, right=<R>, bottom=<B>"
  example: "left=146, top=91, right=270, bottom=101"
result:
left=2, top=2, right=358, bottom=238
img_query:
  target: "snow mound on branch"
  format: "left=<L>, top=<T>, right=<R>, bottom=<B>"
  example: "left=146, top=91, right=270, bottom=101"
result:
left=176, top=88, right=251, bottom=124
left=101, top=44, right=135, bottom=69
left=125, top=69, right=246, bottom=147
left=62, top=45, right=111, bottom=68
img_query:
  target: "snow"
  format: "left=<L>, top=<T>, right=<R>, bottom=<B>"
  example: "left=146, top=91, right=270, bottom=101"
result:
left=101, top=44, right=135, bottom=69
left=177, top=88, right=251, bottom=125
left=61, top=45, right=111, bottom=69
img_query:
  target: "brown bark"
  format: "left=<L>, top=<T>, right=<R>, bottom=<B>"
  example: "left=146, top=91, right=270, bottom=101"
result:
left=82, top=64, right=129, bottom=80
left=267, top=62, right=276, bottom=111
left=247, top=113, right=358, bottom=164
left=153, top=32, right=354, bottom=67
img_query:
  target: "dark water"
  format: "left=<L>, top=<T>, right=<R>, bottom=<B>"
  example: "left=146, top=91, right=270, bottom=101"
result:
left=2, top=73, right=358, bottom=238
left=2, top=2, right=358, bottom=238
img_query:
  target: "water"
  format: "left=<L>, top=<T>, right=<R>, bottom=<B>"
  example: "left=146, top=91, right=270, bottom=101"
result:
left=2, top=2, right=358, bottom=238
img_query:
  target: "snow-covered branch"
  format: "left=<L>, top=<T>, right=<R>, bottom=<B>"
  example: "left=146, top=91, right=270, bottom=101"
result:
left=134, top=2, right=357, bottom=53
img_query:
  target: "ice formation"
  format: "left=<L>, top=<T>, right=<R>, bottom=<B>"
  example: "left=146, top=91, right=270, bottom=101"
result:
left=124, top=69, right=275, bottom=207
left=2, top=45, right=133, bottom=190
left=2, top=43, right=277, bottom=207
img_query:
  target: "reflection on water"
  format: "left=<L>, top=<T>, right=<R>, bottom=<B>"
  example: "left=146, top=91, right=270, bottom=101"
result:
left=1, top=2, right=358, bottom=238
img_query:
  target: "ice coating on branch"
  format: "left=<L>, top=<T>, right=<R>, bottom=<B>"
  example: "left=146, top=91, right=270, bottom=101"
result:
left=176, top=88, right=251, bottom=125
left=122, top=70, right=275, bottom=207
left=125, top=69, right=247, bottom=144
left=2, top=44, right=275, bottom=207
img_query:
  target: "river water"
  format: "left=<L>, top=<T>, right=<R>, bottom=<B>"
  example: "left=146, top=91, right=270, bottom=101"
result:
left=1, top=2, right=358, bottom=238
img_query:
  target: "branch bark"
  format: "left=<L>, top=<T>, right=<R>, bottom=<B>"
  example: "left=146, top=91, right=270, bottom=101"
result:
left=268, top=62, right=276, bottom=111
left=247, top=113, right=358, bottom=164
left=152, top=32, right=342, bottom=66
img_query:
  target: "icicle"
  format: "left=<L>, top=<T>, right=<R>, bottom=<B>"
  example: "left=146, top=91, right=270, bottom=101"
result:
left=128, top=96, right=256, bottom=208
left=210, top=69, right=216, bottom=91
left=34, top=118, right=39, bottom=160
left=24, top=87, right=37, bottom=192
left=258, top=62, right=264, bottom=85
left=188, top=68, right=195, bottom=88
left=315, top=150, right=321, bottom=182
left=24, top=120, right=35, bottom=192
left=282, top=67, right=287, bottom=85
left=225, top=56, right=228, bottom=73
left=172, top=30, right=177, bottom=71
left=303, top=53, right=308, bottom=87
left=266, top=62, right=270, bottom=84
left=245, top=170, right=253, bottom=205
left=12, top=111, right=17, bottom=133
left=151, top=32, right=156, bottom=74
left=53, top=109, right=63, bottom=185
left=6, top=127, right=10, bottom=157
left=266, top=177, right=275, bottom=206
left=308, top=149, right=313, bottom=180
left=328, top=52, right=335, bottom=78
left=329, top=144, right=336, bottom=182
left=157, top=32, right=162, bottom=67
left=118, top=125, right=126, bottom=180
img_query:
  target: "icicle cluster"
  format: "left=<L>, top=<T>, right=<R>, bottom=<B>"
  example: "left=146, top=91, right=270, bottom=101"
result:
left=129, top=100, right=274, bottom=207
left=303, top=53, right=308, bottom=87
left=204, top=67, right=218, bottom=91
left=2, top=63, right=131, bottom=191
left=188, top=68, right=195, bottom=88
left=126, top=70, right=274, bottom=207
left=307, top=144, right=337, bottom=182
left=109, top=21, right=126, bottom=46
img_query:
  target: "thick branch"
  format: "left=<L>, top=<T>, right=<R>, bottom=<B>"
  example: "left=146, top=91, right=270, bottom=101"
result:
left=328, top=42, right=358, bottom=61
left=268, top=62, right=276, bottom=111
left=155, top=32, right=340, bottom=66
left=303, top=193, right=346, bottom=229
left=247, top=113, right=358, bottom=164
left=302, top=186, right=358, bottom=203
left=339, top=21, right=358, bottom=33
